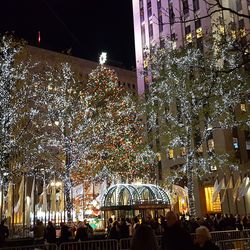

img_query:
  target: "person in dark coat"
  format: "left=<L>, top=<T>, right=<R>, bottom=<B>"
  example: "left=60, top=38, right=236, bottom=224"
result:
left=75, top=222, right=88, bottom=241
left=0, top=219, right=9, bottom=247
left=163, top=211, right=194, bottom=250
left=119, top=218, right=129, bottom=238
left=109, top=221, right=120, bottom=239
left=45, top=221, right=56, bottom=244
left=194, top=226, right=219, bottom=250
left=60, top=223, right=71, bottom=243
left=131, top=224, right=158, bottom=250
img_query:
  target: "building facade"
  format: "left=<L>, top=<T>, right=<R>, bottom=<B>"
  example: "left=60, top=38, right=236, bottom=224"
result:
left=132, top=0, right=250, bottom=216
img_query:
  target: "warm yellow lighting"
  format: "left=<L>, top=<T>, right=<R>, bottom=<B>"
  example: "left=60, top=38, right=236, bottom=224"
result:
left=169, top=149, right=174, bottom=159
left=240, top=104, right=246, bottom=112
left=185, top=33, right=192, bottom=43
left=240, top=28, right=246, bottom=37
left=204, top=186, right=221, bottom=213
left=196, top=27, right=203, bottom=38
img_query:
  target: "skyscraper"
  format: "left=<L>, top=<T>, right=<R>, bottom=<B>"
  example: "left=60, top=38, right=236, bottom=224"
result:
left=132, top=0, right=250, bottom=215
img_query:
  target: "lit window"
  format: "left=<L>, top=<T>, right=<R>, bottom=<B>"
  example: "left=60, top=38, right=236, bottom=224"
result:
left=219, top=25, right=225, bottom=34
left=143, top=59, right=148, bottom=68
left=233, top=137, right=239, bottom=149
left=210, top=166, right=217, bottom=171
left=204, top=186, right=222, bottom=213
left=186, top=33, right=192, bottom=43
left=241, top=103, right=246, bottom=112
left=208, top=139, right=215, bottom=151
left=196, top=27, right=203, bottom=38
left=181, top=147, right=186, bottom=156
left=169, top=149, right=174, bottom=159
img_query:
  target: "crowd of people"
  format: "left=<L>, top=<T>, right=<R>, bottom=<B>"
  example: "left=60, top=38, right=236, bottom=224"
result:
left=106, top=212, right=250, bottom=239
left=0, top=212, right=250, bottom=249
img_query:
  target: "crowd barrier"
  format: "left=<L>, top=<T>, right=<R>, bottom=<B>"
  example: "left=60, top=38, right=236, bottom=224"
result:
left=1, top=243, right=57, bottom=250
left=2, top=229, right=250, bottom=250
left=218, top=238, right=250, bottom=250
left=59, top=239, right=119, bottom=250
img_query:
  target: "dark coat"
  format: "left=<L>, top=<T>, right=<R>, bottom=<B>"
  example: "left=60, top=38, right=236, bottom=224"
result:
left=45, top=225, right=56, bottom=243
left=0, top=224, right=9, bottom=247
left=75, top=227, right=88, bottom=241
left=164, top=223, right=194, bottom=250
left=194, top=240, right=219, bottom=250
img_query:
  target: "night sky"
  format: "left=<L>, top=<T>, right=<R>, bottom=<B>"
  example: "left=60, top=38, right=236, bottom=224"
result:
left=0, top=0, right=136, bottom=70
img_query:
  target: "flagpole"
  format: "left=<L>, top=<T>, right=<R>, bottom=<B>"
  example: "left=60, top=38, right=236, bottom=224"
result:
left=12, top=182, right=15, bottom=233
left=33, top=175, right=36, bottom=228
left=240, top=173, right=247, bottom=215
left=22, top=174, right=26, bottom=237
left=224, top=174, right=231, bottom=214
left=0, top=173, right=3, bottom=220
left=232, top=174, right=239, bottom=214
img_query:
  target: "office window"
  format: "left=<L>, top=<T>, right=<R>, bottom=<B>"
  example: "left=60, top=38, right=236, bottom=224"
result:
left=195, top=19, right=201, bottom=29
left=169, top=2, right=175, bottom=25
left=157, top=0, right=161, bottom=10
left=197, top=37, right=203, bottom=52
left=159, top=15, right=163, bottom=32
left=149, top=23, right=153, bottom=37
left=158, top=160, right=163, bottom=180
left=236, top=0, right=242, bottom=11
left=185, top=25, right=191, bottom=35
left=147, top=0, right=152, bottom=17
left=239, top=19, right=246, bottom=37
left=193, top=0, right=199, bottom=11
left=183, top=0, right=189, bottom=15
left=141, top=25, right=146, bottom=46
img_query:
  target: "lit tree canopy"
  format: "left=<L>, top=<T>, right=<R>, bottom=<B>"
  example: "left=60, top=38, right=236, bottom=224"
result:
left=73, top=65, right=156, bottom=182
left=145, top=35, right=250, bottom=216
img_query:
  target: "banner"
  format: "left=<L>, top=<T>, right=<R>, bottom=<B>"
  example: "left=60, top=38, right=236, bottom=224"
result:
left=7, top=181, right=13, bottom=218
left=30, top=177, right=35, bottom=213
left=238, top=176, right=250, bottom=200
left=232, top=176, right=241, bottom=201
left=212, top=178, right=224, bottom=203
left=72, top=184, right=84, bottom=198
left=14, top=175, right=24, bottom=213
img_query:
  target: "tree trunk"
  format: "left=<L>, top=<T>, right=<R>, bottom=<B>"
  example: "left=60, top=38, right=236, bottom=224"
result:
left=187, top=168, right=196, bottom=217
left=64, top=147, right=72, bottom=222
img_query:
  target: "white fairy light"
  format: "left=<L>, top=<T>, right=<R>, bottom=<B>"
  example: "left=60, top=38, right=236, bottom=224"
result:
left=99, top=52, right=107, bottom=65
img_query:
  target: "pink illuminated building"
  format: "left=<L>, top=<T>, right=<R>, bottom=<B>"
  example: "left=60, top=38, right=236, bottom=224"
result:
left=132, top=0, right=250, bottom=94
left=132, top=0, right=250, bottom=215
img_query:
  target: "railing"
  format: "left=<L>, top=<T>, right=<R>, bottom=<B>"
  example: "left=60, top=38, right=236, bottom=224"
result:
left=59, top=239, right=119, bottom=250
left=2, top=229, right=250, bottom=250
left=191, top=229, right=250, bottom=243
left=218, top=238, right=250, bottom=250
left=1, top=243, right=57, bottom=250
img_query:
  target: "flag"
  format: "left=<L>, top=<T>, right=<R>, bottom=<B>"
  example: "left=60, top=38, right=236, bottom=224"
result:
left=14, top=175, right=24, bottom=213
left=220, top=176, right=233, bottom=204
left=25, top=196, right=31, bottom=226
left=232, top=176, right=241, bottom=201
left=59, top=188, right=64, bottom=211
left=238, top=176, right=250, bottom=200
left=7, top=181, right=13, bottom=218
left=51, top=182, right=57, bottom=212
left=212, top=178, right=224, bottom=203
left=96, top=179, right=107, bottom=203
left=30, top=177, right=35, bottom=213
left=42, top=180, right=47, bottom=212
